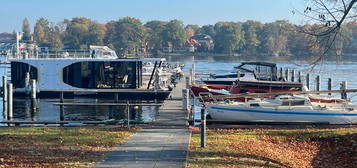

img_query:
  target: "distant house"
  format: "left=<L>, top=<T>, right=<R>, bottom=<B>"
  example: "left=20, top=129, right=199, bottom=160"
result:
left=190, top=34, right=214, bottom=52
left=163, top=42, right=173, bottom=53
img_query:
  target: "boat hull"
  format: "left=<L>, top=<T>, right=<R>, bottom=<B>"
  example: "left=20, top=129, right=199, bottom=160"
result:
left=208, top=104, right=357, bottom=124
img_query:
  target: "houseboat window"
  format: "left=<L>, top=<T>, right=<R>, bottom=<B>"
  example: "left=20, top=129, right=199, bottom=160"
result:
left=250, top=103, right=260, bottom=107
left=11, top=62, right=38, bottom=88
left=63, top=61, right=140, bottom=89
left=281, top=100, right=305, bottom=106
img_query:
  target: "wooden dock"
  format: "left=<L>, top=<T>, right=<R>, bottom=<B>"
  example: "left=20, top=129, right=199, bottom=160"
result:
left=95, top=77, right=191, bottom=168
left=152, top=76, right=188, bottom=127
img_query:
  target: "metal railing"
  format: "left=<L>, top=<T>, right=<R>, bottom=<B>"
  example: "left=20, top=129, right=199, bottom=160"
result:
left=6, top=50, right=113, bottom=60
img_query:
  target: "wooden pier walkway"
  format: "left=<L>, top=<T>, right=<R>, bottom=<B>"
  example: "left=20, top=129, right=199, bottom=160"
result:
left=94, top=77, right=191, bottom=168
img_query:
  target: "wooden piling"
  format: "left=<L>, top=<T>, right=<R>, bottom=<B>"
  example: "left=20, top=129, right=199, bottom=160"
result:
left=60, top=92, right=64, bottom=122
left=279, top=67, right=283, bottom=80
left=298, top=71, right=302, bottom=83
left=316, top=75, right=320, bottom=92
left=30, top=79, right=36, bottom=99
left=291, top=69, right=295, bottom=82
left=200, top=107, right=206, bottom=148
left=328, top=78, right=332, bottom=96
left=25, top=72, right=30, bottom=89
left=341, top=81, right=347, bottom=100
left=285, top=68, right=289, bottom=81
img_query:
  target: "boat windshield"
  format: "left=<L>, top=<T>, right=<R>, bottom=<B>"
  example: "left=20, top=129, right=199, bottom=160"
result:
left=235, top=62, right=277, bottom=81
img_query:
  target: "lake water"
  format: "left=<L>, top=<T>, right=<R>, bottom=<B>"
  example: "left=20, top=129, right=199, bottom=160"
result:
left=2, top=56, right=357, bottom=123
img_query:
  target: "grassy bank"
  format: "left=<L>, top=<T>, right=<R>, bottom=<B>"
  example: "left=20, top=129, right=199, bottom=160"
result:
left=188, top=127, right=357, bottom=168
left=0, top=126, right=136, bottom=168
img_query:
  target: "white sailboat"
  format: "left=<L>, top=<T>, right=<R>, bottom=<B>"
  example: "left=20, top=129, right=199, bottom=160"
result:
left=207, top=95, right=357, bottom=124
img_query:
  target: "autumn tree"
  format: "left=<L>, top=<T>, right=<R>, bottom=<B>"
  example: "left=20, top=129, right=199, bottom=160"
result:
left=241, top=20, right=263, bottom=55
left=33, top=18, right=50, bottom=45
left=161, top=20, right=187, bottom=47
left=144, top=20, right=167, bottom=51
left=214, top=22, right=245, bottom=54
left=260, top=20, right=292, bottom=56
left=104, top=17, right=145, bottom=56
left=185, top=24, right=200, bottom=38
left=64, top=17, right=105, bottom=49
left=196, top=25, right=216, bottom=38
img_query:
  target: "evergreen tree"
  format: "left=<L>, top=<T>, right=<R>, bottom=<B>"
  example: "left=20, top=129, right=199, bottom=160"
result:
left=22, top=18, right=31, bottom=40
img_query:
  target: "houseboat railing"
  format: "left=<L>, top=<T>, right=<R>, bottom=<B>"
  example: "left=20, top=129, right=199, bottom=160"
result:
left=5, top=49, right=117, bottom=59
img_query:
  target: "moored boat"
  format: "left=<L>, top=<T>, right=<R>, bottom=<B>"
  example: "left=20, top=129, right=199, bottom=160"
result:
left=207, top=95, right=357, bottom=124
left=7, top=46, right=182, bottom=100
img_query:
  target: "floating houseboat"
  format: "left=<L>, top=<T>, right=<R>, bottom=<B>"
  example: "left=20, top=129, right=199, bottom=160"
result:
left=8, top=46, right=180, bottom=100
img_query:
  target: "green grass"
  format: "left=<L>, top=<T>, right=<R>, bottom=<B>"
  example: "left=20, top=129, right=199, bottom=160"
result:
left=0, top=126, right=136, bottom=168
left=188, top=127, right=357, bottom=168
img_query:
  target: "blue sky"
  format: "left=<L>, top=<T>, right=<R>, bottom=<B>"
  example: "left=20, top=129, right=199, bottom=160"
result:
left=0, top=0, right=306, bottom=32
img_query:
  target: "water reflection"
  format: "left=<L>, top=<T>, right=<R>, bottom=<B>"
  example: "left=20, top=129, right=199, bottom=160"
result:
left=7, top=98, right=161, bottom=122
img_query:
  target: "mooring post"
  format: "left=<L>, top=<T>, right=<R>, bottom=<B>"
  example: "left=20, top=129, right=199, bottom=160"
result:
left=59, top=92, right=64, bottom=122
left=306, top=73, right=310, bottom=90
left=279, top=67, right=283, bottom=80
left=340, top=81, right=347, bottom=100
left=30, top=79, right=38, bottom=111
left=30, top=79, right=36, bottom=99
left=285, top=68, right=289, bottom=81
left=25, top=72, right=30, bottom=90
left=7, top=83, right=13, bottom=122
left=316, top=75, right=320, bottom=93
left=328, top=78, right=332, bottom=96
left=200, top=107, right=206, bottom=148
left=2, top=76, right=7, bottom=119
left=298, top=71, right=302, bottom=83
left=291, top=69, right=295, bottom=82
left=127, top=100, right=130, bottom=129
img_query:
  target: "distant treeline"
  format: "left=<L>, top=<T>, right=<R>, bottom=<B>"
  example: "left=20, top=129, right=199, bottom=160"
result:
left=4, top=17, right=357, bottom=58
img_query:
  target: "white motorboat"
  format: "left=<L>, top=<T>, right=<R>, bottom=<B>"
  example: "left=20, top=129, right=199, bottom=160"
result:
left=207, top=95, right=357, bottom=124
